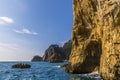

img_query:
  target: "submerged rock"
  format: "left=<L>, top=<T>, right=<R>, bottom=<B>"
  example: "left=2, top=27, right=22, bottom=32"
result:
left=67, top=0, right=120, bottom=80
left=12, top=63, right=31, bottom=68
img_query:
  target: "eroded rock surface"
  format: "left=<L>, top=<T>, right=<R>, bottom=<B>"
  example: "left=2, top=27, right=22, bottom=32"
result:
left=67, top=0, right=120, bottom=80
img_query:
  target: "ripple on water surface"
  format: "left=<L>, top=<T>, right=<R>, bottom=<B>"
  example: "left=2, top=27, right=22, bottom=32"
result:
left=0, top=62, right=102, bottom=80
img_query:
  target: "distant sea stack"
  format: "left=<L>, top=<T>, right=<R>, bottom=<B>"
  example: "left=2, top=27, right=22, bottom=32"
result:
left=42, top=44, right=64, bottom=62
left=66, top=0, right=120, bottom=80
left=42, top=41, right=72, bottom=63
left=31, top=55, right=42, bottom=62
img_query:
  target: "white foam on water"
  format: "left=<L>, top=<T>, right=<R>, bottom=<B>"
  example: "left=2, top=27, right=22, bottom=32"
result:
left=78, top=71, right=102, bottom=80
left=54, top=65, right=60, bottom=68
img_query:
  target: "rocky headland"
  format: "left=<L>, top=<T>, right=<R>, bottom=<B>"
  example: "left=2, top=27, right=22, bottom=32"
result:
left=31, top=55, right=42, bottom=62
left=66, top=0, right=120, bottom=80
left=42, top=40, right=72, bottom=62
left=42, top=44, right=64, bottom=62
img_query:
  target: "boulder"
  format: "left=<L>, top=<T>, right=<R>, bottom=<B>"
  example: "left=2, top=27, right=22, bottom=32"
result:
left=12, top=63, right=31, bottom=68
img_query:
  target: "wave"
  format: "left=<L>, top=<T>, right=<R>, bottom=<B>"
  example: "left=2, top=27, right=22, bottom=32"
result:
left=76, top=71, right=102, bottom=80
left=0, top=62, right=102, bottom=80
left=53, top=65, right=61, bottom=68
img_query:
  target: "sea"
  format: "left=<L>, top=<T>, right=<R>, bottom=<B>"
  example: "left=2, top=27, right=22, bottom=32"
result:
left=0, top=62, right=102, bottom=80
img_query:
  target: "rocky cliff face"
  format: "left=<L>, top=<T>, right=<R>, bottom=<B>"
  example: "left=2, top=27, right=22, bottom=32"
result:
left=42, top=44, right=64, bottom=62
left=42, top=41, right=72, bottom=62
left=62, top=40, right=72, bottom=60
left=67, top=0, right=120, bottom=80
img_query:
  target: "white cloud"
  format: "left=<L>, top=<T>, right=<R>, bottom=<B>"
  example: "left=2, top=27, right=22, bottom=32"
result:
left=14, top=28, right=38, bottom=35
left=0, top=16, right=14, bottom=24
left=0, top=43, right=19, bottom=50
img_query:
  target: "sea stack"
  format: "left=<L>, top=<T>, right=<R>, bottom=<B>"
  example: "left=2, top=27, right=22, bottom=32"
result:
left=31, top=55, right=42, bottom=62
left=42, top=40, right=72, bottom=62
left=66, top=0, right=120, bottom=80
left=42, top=44, right=64, bottom=62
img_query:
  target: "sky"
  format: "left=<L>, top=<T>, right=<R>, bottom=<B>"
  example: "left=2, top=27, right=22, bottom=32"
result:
left=0, top=0, right=73, bottom=61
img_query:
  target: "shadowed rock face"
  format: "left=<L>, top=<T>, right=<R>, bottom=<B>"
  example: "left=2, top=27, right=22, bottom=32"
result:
left=42, top=44, right=64, bottom=62
left=31, top=55, right=42, bottom=62
left=12, top=64, right=31, bottom=68
left=62, top=40, right=72, bottom=60
left=67, top=0, right=120, bottom=80
left=42, top=41, right=72, bottom=62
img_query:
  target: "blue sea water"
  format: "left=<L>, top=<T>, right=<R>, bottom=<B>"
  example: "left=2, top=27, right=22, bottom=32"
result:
left=0, top=62, right=102, bottom=80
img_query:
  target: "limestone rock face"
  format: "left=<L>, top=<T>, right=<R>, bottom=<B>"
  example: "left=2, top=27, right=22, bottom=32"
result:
left=67, top=0, right=120, bottom=80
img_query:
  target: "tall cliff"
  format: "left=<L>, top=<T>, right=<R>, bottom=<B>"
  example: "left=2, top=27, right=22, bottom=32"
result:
left=67, top=0, right=120, bottom=80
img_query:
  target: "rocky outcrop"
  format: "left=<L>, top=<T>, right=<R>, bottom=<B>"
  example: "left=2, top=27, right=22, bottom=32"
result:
left=12, top=63, right=31, bottom=68
left=66, top=0, right=120, bottom=80
left=31, top=55, right=42, bottom=62
left=42, top=41, right=72, bottom=62
left=49, top=53, right=63, bottom=63
left=60, top=64, right=69, bottom=68
left=42, top=44, right=64, bottom=62
left=62, top=40, right=72, bottom=60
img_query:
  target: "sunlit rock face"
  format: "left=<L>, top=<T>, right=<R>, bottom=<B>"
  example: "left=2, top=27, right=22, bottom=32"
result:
left=67, top=0, right=120, bottom=80
left=99, top=0, right=120, bottom=79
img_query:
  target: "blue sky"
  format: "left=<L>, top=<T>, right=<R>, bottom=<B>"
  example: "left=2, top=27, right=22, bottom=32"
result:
left=0, top=0, right=73, bottom=61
